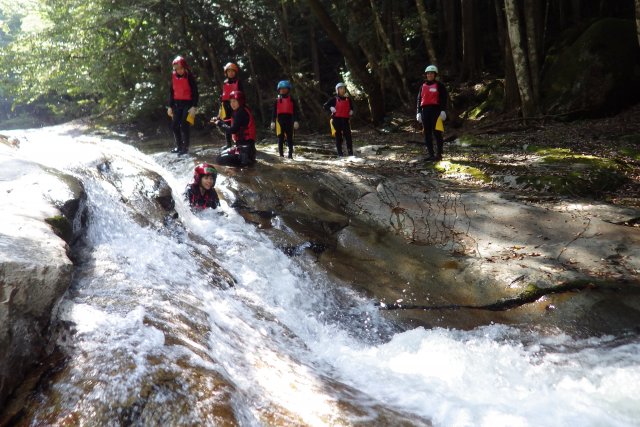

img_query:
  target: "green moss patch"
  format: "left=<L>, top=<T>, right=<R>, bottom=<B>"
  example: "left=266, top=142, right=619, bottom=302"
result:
left=435, top=161, right=491, bottom=183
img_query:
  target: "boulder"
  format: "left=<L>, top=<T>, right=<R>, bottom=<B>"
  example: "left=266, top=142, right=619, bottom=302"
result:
left=0, top=144, right=84, bottom=409
left=541, top=18, right=640, bottom=116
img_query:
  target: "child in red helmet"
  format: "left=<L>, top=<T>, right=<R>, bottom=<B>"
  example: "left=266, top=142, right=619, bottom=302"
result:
left=218, top=62, right=244, bottom=148
left=211, top=91, right=257, bottom=167
left=168, top=56, right=199, bottom=155
left=185, top=163, right=220, bottom=209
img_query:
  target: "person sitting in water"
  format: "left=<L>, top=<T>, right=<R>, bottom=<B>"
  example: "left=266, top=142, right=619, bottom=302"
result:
left=185, top=162, right=220, bottom=209
left=210, top=90, right=257, bottom=167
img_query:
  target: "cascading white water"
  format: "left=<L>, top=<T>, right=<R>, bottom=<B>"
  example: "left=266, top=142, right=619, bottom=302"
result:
left=4, top=124, right=640, bottom=426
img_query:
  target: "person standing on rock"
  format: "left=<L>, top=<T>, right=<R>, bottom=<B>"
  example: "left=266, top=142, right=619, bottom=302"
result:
left=217, top=62, right=244, bottom=149
left=167, top=56, right=198, bottom=155
left=211, top=90, right=257, bottom=167
left=323, top=82, right=354, bottom=157
left=416, top=65, right=447, bottom=161
left=185, top=163, right=220, bottom=209
left=270, top=80, right=299, bottom=159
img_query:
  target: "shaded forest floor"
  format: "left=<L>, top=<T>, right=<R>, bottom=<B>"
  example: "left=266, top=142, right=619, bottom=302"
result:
left=336, top=103, right=640, bottom=210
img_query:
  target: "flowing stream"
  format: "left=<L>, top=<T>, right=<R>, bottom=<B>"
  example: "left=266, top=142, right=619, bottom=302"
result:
left=3, top=124, right=640, bottom=426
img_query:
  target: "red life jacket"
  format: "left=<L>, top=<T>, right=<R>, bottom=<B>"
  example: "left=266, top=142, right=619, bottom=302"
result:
left=221, top=79, right=239, bottom=101
left=231, top=106, right=256, bottom=143
left=189, top=184, right=218, bottom=209
left=420, top=82, right=440, bottom=106
left=172, top=72, right=192, bottom=101
left=334, top=97, right=351, bottom=118
left=276, top=96, right=294, bottom=115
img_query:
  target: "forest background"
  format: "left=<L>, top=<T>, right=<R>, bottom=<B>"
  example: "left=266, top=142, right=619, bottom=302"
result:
left=0, top=0, right=638, bottom=131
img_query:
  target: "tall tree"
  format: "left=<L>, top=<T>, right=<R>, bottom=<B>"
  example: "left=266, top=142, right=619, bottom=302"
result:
left=523, top=0, right=541, bottom=100
left=369, top=0, right=410, bottom=103
left=415, top=0, right=438, bottom=65
left=306, top=0, right=386, bottom=123
left=503, top=0, right=537, bottom=117
left=442, top=0, right=460, bottom=74
left=460, top=0, right=480, bottom=80
left=636, top=0, right=640, bottom=47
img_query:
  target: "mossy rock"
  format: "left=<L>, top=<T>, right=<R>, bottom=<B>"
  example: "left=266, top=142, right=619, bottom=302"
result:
left=541, top=18, right=640, bottom=116
left=468, top=80, right=505, bottom=119
left=515, top=169, right=627, bottom=197
left=434, top=161, right=491, bottom=183
left=619, top=147, right=640, bottom=161
left=455, top=135, right=501, bottom=150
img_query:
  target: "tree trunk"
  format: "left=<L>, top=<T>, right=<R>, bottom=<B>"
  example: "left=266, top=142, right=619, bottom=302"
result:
left=504, top=37, right=521, bottom=111
left=460, top=0, right=479, bottom=80
left=443, top=0, right=459, bottom=74
left=503, top=0, right=537, bottom=117
left=369, top=0, right=410, bottom=104
left=415, top=0, right=438, bottom=64
left=636, top=0, right=640, bottom=48
left=523, top=0, right=540, bottom=101
left=239, top=32, right=266, bottom=122
left=494, top=0, right=506, bottom=55
left=309, top=22, right=321, bottom=82
left=496, top=0, right=520, bottom=110
left=307, top=0, right=386, bottom=123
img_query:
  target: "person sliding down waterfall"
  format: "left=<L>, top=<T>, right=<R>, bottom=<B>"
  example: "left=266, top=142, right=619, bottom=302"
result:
left=167, top=56, right=198, bottom=155
left=210, top=90, right=257, bottom=167
left=416, top=64, right=448, bottom=161
left=270, top=80, right=300, bottom=159
left=184, top=163, right=220, bottom=209
left=323, top=82, right=354, bottom=157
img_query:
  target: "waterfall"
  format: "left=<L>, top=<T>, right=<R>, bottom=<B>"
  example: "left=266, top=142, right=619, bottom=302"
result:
left=3, top=123, right=639, bottom=426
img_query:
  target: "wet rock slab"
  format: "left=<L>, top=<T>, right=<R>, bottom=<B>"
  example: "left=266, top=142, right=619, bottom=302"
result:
left=216, top=139, right=640, bottom=334
left=0, top=138, right=83, bottom=409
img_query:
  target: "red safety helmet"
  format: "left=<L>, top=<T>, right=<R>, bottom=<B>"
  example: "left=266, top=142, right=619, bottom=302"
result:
left=193, top=163, right=217, bottom=185
left=229, top=90, right=246, bottom=106
left=224, top=62, right=239, bottom=73
left=172, top=56, right=188, bottom=69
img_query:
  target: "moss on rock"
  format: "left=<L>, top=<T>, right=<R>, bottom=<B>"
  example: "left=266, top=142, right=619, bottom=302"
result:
left=541, top=18, right=640, bottom=116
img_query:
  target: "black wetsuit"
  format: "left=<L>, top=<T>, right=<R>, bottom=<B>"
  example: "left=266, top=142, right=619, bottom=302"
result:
left=271, top=95, right=299, bottom=158
left=323, top=96, right=354, bottom=156
left=168, top=73, right=199, bottom=153
left=416, top=80, right=447, bottom=158
left=184, top=183, right=220, bottom=209
left=216, top=106, right=256, bottom=167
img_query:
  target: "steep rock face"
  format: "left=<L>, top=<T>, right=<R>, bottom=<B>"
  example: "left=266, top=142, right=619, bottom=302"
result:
left=0, top=138, right=84, bottom=409
left=541, top=18, right=640, bottom=116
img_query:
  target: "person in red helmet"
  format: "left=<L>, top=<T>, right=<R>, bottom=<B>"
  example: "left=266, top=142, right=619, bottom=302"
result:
left=184, top=163, right=220, bottom=209
left=211, top=90, right=257, bottom=167
left=217, top=62, right=244, bottom=148
left=168, top=55, right=199, bottom=155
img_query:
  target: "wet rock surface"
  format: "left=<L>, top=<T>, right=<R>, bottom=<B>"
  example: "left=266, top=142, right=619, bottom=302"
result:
left=191, top=131, right=640, bottom=335
left=0, top=137, right=84, bottom=409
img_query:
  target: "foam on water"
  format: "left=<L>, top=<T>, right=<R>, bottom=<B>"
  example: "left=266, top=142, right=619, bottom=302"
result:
left=5, top=125, right=640, bottom=426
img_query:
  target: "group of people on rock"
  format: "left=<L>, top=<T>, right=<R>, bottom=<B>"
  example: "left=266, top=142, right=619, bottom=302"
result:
left=170, top=56, right=448, bottom=209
